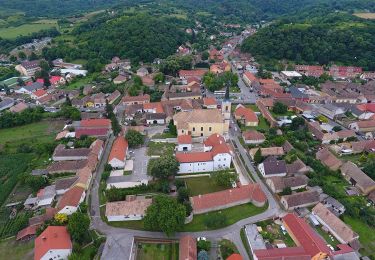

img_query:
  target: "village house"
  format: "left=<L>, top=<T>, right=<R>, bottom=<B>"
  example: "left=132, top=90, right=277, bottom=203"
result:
left=108, top=136, right=128, bottom=169
left=121, top=94, right=150, bottom=105
left=146, top=113, right=166, bottom=125
left=340, top=161, right=375, bottom=195
left=349, top=120, right=375, bottom=133
left=55, top=177, right=78, bottom=195
left=9, top=102, right=28, bottom=113
left=16, top=225, right=38, bottom=241
left=74, top=118, right=112, bottom=138
left=251, top=213, right=356, bottom=260
left=316, top=148, right=342, bottom=171
left=107, top=90, right=121, bottom=104
left=280, top=190, right=320, bottom=210
left=176, top=134, right=232, bottom=173
left=173, top=109, right=229, bottom=137
left=258, top=157, right=287, bottom=178
left=105, top=196, right=152, bottom=221
left=75, top=166, right=93, bottom=190
left=266, top=175, right=308, bottom=193
left=312, top=203, right=359, bottom=246
left=177, top=134, right=192, bottom=152
left=242, top=71, right=257, bottom=87
left=295, top=65, right=324, bottom=77
left=52, top=144, right=91, bottom=161
left=178, top=69, right=208, bottom=81
left=234, top=104, right=258, bottom=126
left=329, top=65, right=362, bottom=80
left=57, top=186, right=86, bottom=215
left=316, top=103, right=346, bottom=120
left=34, top=226, right=72, bottom=260
left=308, top=121, right=339, bottom=144
left=136, top=67, right=149, bottom=77
left=15, top=60, right=41, bottom=76
left=190, top=183, right=267, bottom=214
left=15, top=82, right=44, bottom=95
left=249, top=147, right=284, bottom=159
left=0, top=98, right=14, bottom=111
left=242, top=130, right=265, bottom=145
left=202, top=97, right=218, bottom=109
left=322, top=196, right=345, bottom=216
left=286, top=158, right=312, bottom=175
left=113, top=74, right=128, bottom=84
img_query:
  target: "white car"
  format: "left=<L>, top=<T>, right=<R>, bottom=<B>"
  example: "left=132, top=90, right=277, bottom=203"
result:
left=197, top=237, right=206, bottom=241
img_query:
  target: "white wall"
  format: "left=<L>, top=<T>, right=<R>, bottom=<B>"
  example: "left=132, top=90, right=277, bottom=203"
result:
left=177, top=144, right=192, bottom=152
left=146, top=119, right=165, bottom=125
left=178, top=161, right=214, bottom=173
left=107, top=215, right=144, bottom=222
left=41, top=249, right=72, bottom=260
left=258, top=163, right=286, bottom=178
left=109, top=158, right=125, bottom=169
left=58, top=206, right=78, bottom=215
left=213, top=153, right=231, bottom=170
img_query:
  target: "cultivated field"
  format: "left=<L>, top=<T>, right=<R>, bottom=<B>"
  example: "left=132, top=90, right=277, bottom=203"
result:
left=354, top=13, right=375, bottom=19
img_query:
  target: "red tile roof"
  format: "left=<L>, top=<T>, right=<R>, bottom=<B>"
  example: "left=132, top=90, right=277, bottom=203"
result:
left=122, top=94, right=150, bottom=103
left=29, top=208, right=58, bottom=226
left=178, top=134, right=192, bottom=144
left=259, top=78, right=277, bottom=85
left=204, top=134, right=225, bottom=147
left=75, top=128, right=109, bottom=138
left=179, top=69, right=208, bottom=78
left=191, top=184, right=267, bottom=212
left=255, top=246, right=310, bottom=260
left=211, top=143, right=231, bottom=156
left=235, top=105, right=258, bottom=123
left=108, top=136, right=128, bottom=162
left=143, top=102, right=164, bottom=113
left=242, top=130, right=265, bottom=141
left=176, top=152, right=213, bottom=163
left=33, top=89, right=47, bottom=97
left=203, top=97, right=217, bottom=106
left=243, top=71, right=257, bottom=82
left=34, top=226, right=72, bottom=260
left=226, top=254, right=243, bottom=260
left=80, top=119, right=111, bottom=128
left=57, top=186, right=85, bottom=210
left=16, top=225, right=38, bottom=240
left=179, top=235, right=197, bottom=260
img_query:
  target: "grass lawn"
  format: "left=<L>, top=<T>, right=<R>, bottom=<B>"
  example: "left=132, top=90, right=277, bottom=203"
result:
left=184, top=176, right=226, bottom=196
left=151, top=132, right=177, bottom=139
left=342, top=216, right=375, bottom=257
left=0, top=238, right=34, bottom=260
left=183, top=203, right=267, bottom=231
left=313, top=225, right=340, bottom=248
left=245, top=104, right=260, bottom=112
left=136, top=242, right=179, bottom=260
left=0, top=22, right=57, bottom=39
left=0, top=120, right=64, bottom=149
left=107, top=219, right=145, bottom=230
left=147, top=142, right=175, bottom=156
left=242, top=116, right=269, bottom=132
left=62, top=73, right=98, bottom=90
left=270, top=110, right=295, bottom=118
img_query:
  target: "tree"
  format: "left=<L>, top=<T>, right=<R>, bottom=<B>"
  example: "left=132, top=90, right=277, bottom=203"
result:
left=153, top=72, right=165, bottom=83
left=144, top=195, right=186, bottom=236
left=25, top=175, right=48, bottom=192
left=105, top=100, right=121, bottom=135
left=211, top=170, right=237, bottom=188
left=168, top=119, right=177, bottom=137
left=254, top=148, right=263, bottom=163
left=149, top=155, right=179, bottom=179
left=201, top=51, right=209, bottom=60
left=280, top=187, right=292, bottom=195
left=125, top=130, right=144, bottom=147
left=272, top=136, right=286, bottom=146
left=332, top=126, right=342, bottom=132
left=67, top=212, right=90, bottom=244
left=290, top=117, right=305, bottom=130
left=197, top=240, right=211, bottom=251
left=18, top=51, right=26, bottom=59
left=177, top=187, right=190, bottom=203
left=272, top=102, right=287, bottom=115
left=54, top=213, right=68, bottom=225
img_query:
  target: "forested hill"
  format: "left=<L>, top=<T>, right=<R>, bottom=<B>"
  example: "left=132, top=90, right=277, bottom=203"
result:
left=241, top=13, right=375, bottom=71
left=42, top=14, right=190, bottom=71
left=1, top=0, right=375, bottom=21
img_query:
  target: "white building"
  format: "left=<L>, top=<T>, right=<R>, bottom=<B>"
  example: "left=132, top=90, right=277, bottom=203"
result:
left=176, top=134, right=232, bottom=174
left=177, top=135, right=192, bottom=152
left=34, top=226, right=72, bottom=260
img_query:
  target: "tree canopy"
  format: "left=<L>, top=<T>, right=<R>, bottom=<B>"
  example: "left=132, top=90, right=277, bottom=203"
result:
left=125, top=130, right=145, bottom=148
left=144, top=195, right=186, bottom=236
left=149, top=155, right=179, bottom=179
left=67, top=212, right=90, bottom=244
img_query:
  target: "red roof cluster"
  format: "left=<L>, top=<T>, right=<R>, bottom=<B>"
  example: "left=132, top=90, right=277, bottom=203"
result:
left=235, top=105, right=258, bottom=123
left=254, top=213, right=354, bottom=260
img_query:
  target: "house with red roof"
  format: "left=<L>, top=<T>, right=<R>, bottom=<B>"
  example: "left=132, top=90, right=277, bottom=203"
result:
left=17, top=225, right=38, bottom=241
left=108, top=136, right=128, bottom=169
left=34, top=226, right=72, bottom=260
left=121, top=94, right=150, bottom=105
left=203, top=97, right=218, bottom=109
left=57, top=186, right=85, bottom=215
left=31, top=89, right=48, bottom=100
left=75, top=118, right=112, bottom=138
left=252, top=213, right=355, bottom=260
left=179, top=235, right=197, bottom=260
left=243, top=71, right=257, bottom=87
left=234, top=104, right=258, bottom=126
left=179, top=69, right=208, bottom=80
left=190, top=183, right=267, bottom=214
left=176, top=134, right=232, bottom=173
left=177, top=134, right=192, bottom=152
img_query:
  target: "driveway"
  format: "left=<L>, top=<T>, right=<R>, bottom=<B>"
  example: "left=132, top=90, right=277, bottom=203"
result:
left=129, top=146, right=151, bottom=181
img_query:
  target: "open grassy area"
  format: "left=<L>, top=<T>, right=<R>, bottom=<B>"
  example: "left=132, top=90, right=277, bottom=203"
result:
left=107, top=219, right=145, bottom=230
left=147, top=141, right=175, bottom=156
left=184, top=176, right=226, bottom=196
left=0, top=21, right=57, bottom=39
left=240, top=115, right=269, bottom=132
left=313, top=225, right=340, bottom=248
left=0, top=120, right=63, bottom=148
left=0, top=238, right=34, bottom=260
left=183, top=203, right=267, bottom=231
left=136, top=242, right=179, bottom=260
left=245, top=104, right=260, bottom=112
left=62, top=73, right=98, bottom=90
left=342, top=216, right=375, bottom=257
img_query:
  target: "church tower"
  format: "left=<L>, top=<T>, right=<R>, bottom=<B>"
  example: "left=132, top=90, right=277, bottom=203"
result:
left=221, top=81, right=231, bottom=121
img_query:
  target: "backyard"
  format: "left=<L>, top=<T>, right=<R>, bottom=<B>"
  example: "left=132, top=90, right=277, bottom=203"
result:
left=147, top=142, right=175, bottom=156
left=184, top=175, right=227, bottom=196
left=136, top=242, right=179, bottom=260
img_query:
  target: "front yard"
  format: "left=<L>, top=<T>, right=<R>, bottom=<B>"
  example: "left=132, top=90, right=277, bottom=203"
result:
left=136, top=242, right=179, bottom=260
left=147, top=142, right=175, bottom=156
